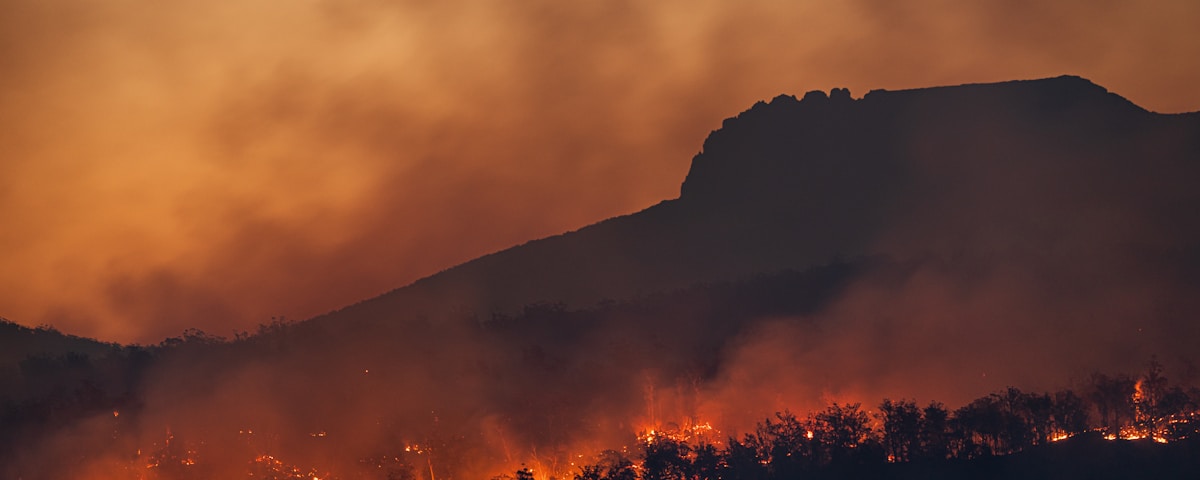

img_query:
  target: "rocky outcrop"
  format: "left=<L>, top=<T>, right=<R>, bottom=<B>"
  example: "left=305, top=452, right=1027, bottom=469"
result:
left=312, top=76, right=1200, bottom=327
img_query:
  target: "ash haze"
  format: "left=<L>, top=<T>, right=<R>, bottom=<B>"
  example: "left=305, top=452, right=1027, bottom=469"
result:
left=2, top=0, right=1200, bottom=343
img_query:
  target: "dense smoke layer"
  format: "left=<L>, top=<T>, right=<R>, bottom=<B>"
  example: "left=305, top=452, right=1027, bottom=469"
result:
left=2, top=0, right=1199, bottom=343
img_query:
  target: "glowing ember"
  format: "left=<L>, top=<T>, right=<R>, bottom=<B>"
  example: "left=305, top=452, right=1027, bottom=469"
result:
left=251, top=454, right=332, bottom=480
left=637, top=420, right=720, bottom=445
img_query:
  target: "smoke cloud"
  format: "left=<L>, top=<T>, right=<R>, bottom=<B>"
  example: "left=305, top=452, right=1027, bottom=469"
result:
left=1, top=0, right=1198, bottom=343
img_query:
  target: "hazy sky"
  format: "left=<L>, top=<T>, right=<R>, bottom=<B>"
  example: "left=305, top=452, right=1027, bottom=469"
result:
left=2, top=0, right=1198, bottom=344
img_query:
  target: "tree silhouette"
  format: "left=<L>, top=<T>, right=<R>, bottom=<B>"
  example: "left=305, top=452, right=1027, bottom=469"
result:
left=1050, top=390, right=1089, bottom=437
left=751, top=410, right=813, bottom=476
left=691, top=442, right=723, bottom=480
left=574, top=450, right=637, bottom=480
left=811, top=402, right=878, bottom=465
left=952, top=395, right=1004, bottom=457
left=1088, top=373, right=1136, bottom=435
left=641, top=436, right=690, bottom=480
left=723, top=436, right=768, bottom=480
left=877, top=399, right=921, bottom=463
left=918, top=401, right=950, bottom=461
left=994, top=387, right=1035, bottom=450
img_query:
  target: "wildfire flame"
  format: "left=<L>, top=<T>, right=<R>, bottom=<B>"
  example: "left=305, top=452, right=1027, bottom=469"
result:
left=64, top=366, right=1200, bottom=480
left=637, top=420, right=719, bottom=445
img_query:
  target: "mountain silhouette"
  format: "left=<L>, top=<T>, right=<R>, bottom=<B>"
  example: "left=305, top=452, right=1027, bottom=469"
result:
left=5, top=75, right=1200, bottom=480
left=313, top=75, right=1200, bottom=328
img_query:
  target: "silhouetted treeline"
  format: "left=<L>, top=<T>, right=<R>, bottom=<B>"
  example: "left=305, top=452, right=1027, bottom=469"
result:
left=0, top=321, right=263, bottom=467
left=554, top=362, right=1200, bottom=480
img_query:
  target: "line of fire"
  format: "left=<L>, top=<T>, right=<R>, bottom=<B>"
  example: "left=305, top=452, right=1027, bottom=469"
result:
left=66, top=358, right=1200, bottom=480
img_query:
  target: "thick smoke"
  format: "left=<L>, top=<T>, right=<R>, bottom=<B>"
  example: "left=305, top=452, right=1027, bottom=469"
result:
left=2, top=0, right=1199, bottom=342
left=3, top=1, right=1200, bottom=478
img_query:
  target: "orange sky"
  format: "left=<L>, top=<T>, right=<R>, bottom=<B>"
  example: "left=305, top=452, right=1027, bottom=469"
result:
left=2, top=0, right=1198, bottom=344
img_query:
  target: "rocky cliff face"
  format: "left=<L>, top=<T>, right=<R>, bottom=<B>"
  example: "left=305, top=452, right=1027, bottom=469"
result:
left=680, top=76, right=1146, bottom=204
left=674, top=75, right=1195, bottom=262
left=314, top=76, right=1200, bottom=326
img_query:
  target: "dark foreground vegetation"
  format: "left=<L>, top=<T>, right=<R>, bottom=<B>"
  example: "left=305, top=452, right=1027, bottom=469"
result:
left=529, top=376, right=1200, bottom=480
left=5, top=316, right=1200, bottom=479
left=536, top=433, right=1200, bottom=480
left=7, top=318, right=1200, bottom=480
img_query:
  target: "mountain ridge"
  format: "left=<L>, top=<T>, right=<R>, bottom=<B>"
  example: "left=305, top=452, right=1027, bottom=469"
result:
left=305, top=75, right=1199, bottom=330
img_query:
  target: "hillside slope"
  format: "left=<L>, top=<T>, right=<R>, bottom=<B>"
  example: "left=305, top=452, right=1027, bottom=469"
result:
left=314, top=75, right=1200, bottom=327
